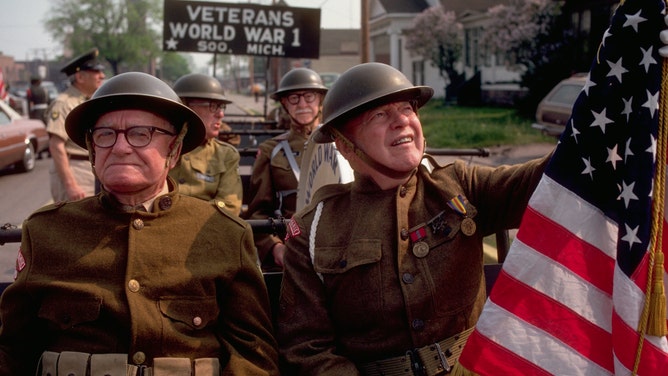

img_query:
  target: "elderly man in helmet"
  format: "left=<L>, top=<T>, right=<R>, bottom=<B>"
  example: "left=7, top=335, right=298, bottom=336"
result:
left=276, top=63, right=552, bottom=375
left=169, top=73, right=243, bottom=216
left=0, top=72, right=279, bottom=375
left=243, top=67, right=328, bottom=270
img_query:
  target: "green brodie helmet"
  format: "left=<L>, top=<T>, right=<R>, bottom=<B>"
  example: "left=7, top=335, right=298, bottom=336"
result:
left=173, top=73, right=232, bottom=104
left=271, top=68, right=328, bottom=100
left=65, top=72, right=206, bottom=154
left=312, top=62, right=433, bottom=143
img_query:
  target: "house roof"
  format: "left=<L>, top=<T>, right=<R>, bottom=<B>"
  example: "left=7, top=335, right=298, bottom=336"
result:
left=438, top=0, right=509, bottom=13
left=377, top=0, right=431, bottom=14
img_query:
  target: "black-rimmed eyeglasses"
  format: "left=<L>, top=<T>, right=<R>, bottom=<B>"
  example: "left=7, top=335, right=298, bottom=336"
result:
left=189, top=101, right=227, bottom=113
left=90, top=126, right=176, bottom=148
left=286, top=92, right=317, bottom=105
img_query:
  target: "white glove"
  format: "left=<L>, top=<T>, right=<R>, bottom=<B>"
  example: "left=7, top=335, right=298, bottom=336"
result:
left=660, top=14, right=668, bottom=57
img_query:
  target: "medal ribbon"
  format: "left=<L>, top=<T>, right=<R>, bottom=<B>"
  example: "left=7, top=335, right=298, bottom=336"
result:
left=409, top=224, right=427, bottom=242
left=447, top=195, right=468, bottom=216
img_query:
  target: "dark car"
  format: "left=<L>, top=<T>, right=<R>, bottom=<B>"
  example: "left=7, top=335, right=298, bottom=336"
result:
left=0, top=99, right=49, bottom=172
left=532, top=74, right=587, bottom=137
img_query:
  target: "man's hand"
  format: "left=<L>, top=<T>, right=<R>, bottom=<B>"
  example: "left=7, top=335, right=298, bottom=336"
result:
left=660, top=14, right=668, bottom=58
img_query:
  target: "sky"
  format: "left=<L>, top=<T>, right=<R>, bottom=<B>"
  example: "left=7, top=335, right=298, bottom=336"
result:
left=0, top=0, right=361, bottom=65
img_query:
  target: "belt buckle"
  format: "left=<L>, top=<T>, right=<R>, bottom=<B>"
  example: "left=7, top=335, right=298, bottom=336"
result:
left=434, top=342, right=451, bottom=373
left=407, top=350, right=426, bottom=376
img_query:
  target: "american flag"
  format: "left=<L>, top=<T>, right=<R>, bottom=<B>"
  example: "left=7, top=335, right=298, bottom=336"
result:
left=457, top=0, right=668, bottom=374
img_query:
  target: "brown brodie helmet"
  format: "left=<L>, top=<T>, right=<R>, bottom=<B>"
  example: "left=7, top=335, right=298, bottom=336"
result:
left=65, top=72, right=206, bottom=154
left=312, top=62, right=433, bottom=143
left=270, top=68, right=328, bottom=101
left=172, top=73, right=232, bottom=104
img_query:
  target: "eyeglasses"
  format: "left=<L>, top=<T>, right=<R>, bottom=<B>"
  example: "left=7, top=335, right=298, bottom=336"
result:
left=285, top=92, right=318, bottom=105
left=90, top=126, right=176, bottom=148
left=189, top=101, right=227, bottom=113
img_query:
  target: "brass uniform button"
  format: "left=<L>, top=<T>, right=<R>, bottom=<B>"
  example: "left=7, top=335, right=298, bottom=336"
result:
left=132, top=218, right=144, bottom=230
left=193, top=316, right=203, bottom=326
left=400, top=228, right=409, bottom=240
left=399, top=186, right=407, bottom=197
left=132, top=351, right=146, bottom=365
left=217, top=201, right=226, bottom=208
left=128, top=279, right=140, bottom=293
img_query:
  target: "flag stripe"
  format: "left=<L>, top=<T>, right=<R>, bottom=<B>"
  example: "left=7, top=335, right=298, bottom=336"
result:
left=518, top=206, right=615, bottom=294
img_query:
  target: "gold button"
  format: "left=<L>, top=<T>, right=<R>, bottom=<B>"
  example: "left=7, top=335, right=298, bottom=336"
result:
left=132, top=351, right=146, bottom=364
left=132, top=218, right=144, bottom=230
left=217, top=201, right=226, bottom=208
left=193, top=316, right=202, bottom=326
left=128, top=279, right=140, bottom=293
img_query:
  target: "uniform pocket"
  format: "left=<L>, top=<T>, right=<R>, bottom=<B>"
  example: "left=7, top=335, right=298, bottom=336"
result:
left=313, top=240, right=385, bottom=335
left=158, top=296, right=219, bottom=330
left=38, top=293, right=102, bottom=330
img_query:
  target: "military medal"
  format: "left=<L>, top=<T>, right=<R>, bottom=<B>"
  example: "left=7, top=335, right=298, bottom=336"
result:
left=461, top=217, right=476, bottom=236
left=409, top=223, right=430, bottom=258
left=448, top=195, right=476, bottom=236
left=413, top=241, right=430, bottom=258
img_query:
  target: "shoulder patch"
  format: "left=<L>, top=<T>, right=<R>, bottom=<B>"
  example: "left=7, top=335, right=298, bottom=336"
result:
left=284, top=218, right=302, bottom=241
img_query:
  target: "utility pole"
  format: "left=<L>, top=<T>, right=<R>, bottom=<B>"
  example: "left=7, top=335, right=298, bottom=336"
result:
left=361, top=0, right=370, bottom=63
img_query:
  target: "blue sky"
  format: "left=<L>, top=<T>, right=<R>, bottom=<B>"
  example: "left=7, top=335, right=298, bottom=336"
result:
left=0, top=0, right=361, bottom=62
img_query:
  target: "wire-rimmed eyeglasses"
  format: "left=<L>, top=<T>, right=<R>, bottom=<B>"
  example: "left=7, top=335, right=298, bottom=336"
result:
left=189, top=101, right=227, bottom=113
left=286, top=92, right=317, bottom=105
left=90, top=126, right=176, bottom=148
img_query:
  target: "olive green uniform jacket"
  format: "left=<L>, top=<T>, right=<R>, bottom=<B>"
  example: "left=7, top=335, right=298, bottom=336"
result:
left=0, top=178, right=279, bottom=375
left=278, top=154, right=550, bottom=375
left=169, top=138, right=243, bottom=216
left=243, top=130, right=308, bottom=267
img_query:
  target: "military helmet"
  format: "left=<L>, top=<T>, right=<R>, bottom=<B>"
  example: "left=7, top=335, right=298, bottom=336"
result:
left=66, top=72, right=206, bottom=154
left=312, top=62, right=433, bottom=143
left=173, top=73, right=232, bottom=104
left=270, top=68, right=328, bottom=100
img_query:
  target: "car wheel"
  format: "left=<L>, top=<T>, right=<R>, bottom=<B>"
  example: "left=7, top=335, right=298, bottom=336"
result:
left=16, top=142, right=36, bottom=172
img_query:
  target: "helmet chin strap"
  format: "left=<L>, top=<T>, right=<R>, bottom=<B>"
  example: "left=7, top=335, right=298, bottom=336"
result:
left=328, top=126, right=415, bottom=180
left=166, top=122, right=188, bottom=169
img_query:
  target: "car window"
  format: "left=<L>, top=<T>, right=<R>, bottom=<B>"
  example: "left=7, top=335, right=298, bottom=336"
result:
left=547, top=84, right=583, bottom=106
left=0, top=107, right=11, bottom=125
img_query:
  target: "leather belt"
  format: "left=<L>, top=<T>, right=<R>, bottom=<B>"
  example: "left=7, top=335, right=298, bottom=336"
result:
left=360, top=327, right=474, bottom=376
left=39, top=351, right=220, bottom=375
left=69, top=154, right=89, bottom=161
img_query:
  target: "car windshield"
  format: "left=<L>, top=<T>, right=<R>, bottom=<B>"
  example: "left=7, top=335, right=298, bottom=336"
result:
left=548, top=84, right=583, bottom=106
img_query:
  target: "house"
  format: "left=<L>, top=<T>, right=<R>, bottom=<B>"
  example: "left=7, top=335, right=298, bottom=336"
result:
left=366, top=0, right=620, bottom=104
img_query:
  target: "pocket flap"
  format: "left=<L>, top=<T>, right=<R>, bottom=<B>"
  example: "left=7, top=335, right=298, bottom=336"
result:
left=314, top=239, right=382, bottom=274
left=158, top=296, right=219, bottom=329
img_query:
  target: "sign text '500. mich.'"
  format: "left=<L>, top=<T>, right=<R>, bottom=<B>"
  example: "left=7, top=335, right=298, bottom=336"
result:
left=163, top=0, right=321, bottom=58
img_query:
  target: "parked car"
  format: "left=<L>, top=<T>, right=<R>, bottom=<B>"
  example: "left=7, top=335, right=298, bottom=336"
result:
left=0, top=99, right=49, bottom=172
left=532, top=74, right=587, bottom=137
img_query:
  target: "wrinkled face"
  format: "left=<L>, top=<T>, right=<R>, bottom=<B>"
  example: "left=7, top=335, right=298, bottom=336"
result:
left=281, top=90, right=322, bottom=127
left=187, top=100, right=226, bottom=140
left=92, top=110, right=179, bottom=197
left=344, top=100, right=424, bottom=173
left=76, top=69, right=106, bottom=97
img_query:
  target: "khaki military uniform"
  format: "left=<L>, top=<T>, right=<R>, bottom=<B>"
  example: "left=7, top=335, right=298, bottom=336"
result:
left=45, top=85, right=95, bottom=200
left=277, top=154, right=550, bottom=375
left=243, top=130, right=308, bottom=267
left=169, top=138, right=243, bottom=216
left=0, top=178, right=279, bottom=375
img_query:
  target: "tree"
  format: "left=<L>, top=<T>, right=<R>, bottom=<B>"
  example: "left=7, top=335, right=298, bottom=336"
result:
left=45, top=0, right=163, bottom=76
left=481, top=0, right=574, bottom=115
left=160, top=53, right=192, bottom=83
left=404, top=6, right=463, bottom=103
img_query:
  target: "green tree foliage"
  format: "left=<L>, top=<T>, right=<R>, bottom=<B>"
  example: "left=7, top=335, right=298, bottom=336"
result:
left=45, top=0, right=163, bottom=75
left=404, top=6, right=463, bottom=103
left=161, top=53, right=192, bottom=83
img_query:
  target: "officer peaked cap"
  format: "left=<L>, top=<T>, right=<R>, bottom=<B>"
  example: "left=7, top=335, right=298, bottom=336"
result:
left=60, top=48, right=105, bottom=76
